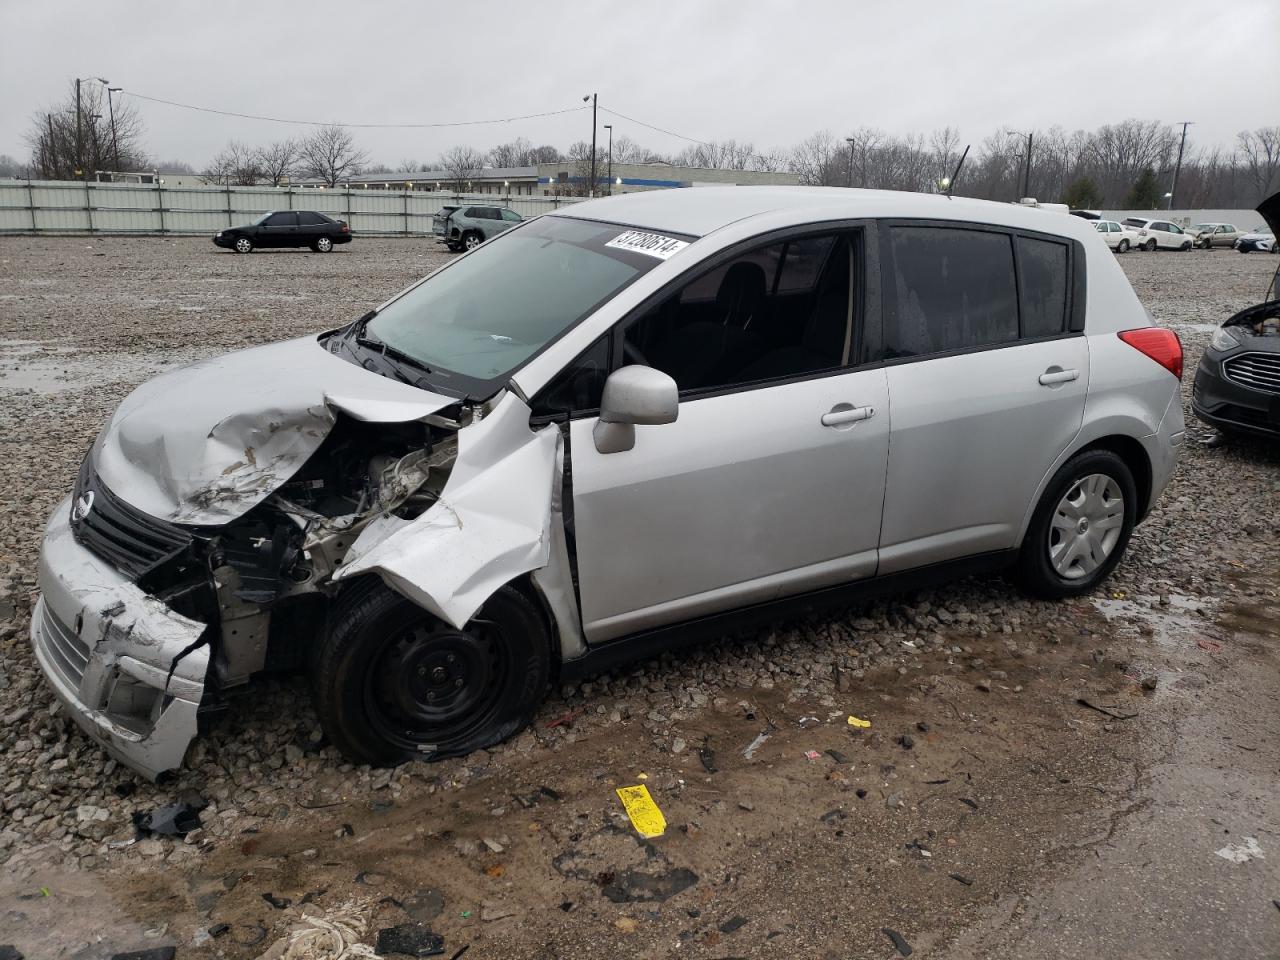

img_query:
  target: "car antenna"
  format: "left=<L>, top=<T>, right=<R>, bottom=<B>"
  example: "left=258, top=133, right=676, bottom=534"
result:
left=944, top=145, right=970, bottom=198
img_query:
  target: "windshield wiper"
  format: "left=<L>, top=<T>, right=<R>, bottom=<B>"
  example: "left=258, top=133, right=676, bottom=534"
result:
left=347, top=310, right=435, bottom=376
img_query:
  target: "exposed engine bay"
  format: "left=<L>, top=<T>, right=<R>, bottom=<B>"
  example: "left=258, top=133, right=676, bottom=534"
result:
left=75, top=410, right=465, bottom=707
left=1223, top=298, right=1280, bottom=337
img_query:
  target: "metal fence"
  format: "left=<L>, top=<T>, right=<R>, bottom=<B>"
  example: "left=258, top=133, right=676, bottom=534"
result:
left=0, top=180, right=585, bottom=236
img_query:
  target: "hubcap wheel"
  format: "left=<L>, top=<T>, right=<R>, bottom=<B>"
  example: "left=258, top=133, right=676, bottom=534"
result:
left=318, top=237, right=332, bottom=251
left=465, top=234, right=480, bottom=249
left=365, top=619, right=506, bottom=750
left=1049, top=473, right=1125, bottom=580
left=235, top=238, right=251, bottom=253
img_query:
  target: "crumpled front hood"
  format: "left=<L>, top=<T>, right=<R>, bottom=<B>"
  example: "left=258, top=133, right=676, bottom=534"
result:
left=94, top=335, right=457, bottom=526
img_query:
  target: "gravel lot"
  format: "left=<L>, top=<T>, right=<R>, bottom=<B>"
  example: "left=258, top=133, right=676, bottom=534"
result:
left=0, top=237, right=1277, bottom=959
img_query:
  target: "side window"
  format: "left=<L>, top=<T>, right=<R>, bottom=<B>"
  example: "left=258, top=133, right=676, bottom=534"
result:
left=463, top=207, right=479, bottom=218
left=298, top=212, right=326, bottom=226
left=485, top=207, right=502, bottom=220
left=625, top=232, right=856, bottom=394
left=1017, top=236, right=1069, bottom=338
left=530, top=335, right=611, bottom=418
left=265, top=212, right=296, bottom=227
left=501, top=209, right=522, bottom=222
left=881, top=226, right=1018, bottom=359
left=776, top=236, right=837, bottom=293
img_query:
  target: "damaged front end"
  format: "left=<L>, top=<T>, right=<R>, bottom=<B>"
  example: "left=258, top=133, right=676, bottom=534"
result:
left=34, top=408, right=465, bottom=778
left=29, top=334, right=578, bottom=778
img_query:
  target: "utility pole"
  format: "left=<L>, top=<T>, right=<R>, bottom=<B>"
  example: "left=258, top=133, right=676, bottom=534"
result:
left=846, top=137, right=855, bottom=187
left=1170, top=121, right=1192, bottom=210
left=604, top=124, right=613, bottom=195
left=75, top=78, right=84, bottom=180
left=100, top=80, right=122, bottom=172
left=582, top=93, right=598, bottom=197
left=1022, top=132, right=1033, bottom=199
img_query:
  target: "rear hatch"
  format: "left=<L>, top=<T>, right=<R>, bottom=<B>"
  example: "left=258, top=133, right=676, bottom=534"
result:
left=433, top=205, right=459, bottom=236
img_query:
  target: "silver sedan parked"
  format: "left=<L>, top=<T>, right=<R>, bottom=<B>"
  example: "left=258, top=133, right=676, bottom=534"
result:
left=31, top=187, right=1185, bottom=778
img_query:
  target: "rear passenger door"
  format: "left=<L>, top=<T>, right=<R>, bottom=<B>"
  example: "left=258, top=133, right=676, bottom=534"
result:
left=297, top=211, right=327, bottom=244
left=873, top=223, right=1088, bottom=573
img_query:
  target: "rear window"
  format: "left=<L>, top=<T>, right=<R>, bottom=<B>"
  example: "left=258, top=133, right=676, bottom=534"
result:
left=1017, top=236, right=1069, bottom=338
left=1122, top=218, right=1148, bottom=228
left=881, top=227, right=1019, bottom=359
left=298, top=212, right=328, bottom=225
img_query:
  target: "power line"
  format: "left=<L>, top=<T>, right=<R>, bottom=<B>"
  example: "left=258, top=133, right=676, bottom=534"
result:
left=598, top=105, right=712, bottom=146
left=119, top=88, right=589, bottom=129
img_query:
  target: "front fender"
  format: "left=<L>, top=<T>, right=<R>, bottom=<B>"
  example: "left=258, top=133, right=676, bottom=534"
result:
left=334, top=394, right=584, bottom=655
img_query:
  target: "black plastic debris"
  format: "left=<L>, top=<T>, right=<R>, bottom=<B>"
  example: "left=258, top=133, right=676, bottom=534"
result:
left=959, top=797, right=979, bottom=811
left=825, top=748, right=848, bottom=764
left=446, top=947, right=470, bottom=960
left=924, top=779, right=950, bottom=785
left=207, top=923, right=231, bottom=938
left=539, top=786, right=562, bottom=802
left=916, top=721, right=931, bottom=733
left=882, top=928, right=914, bottom=957
left=949, top=873, right=974, bottom=886
left=375, top=923, right=445, bottom=957
left=698, top=742, right=718, bottom=774
left=262, top=892, right=291, bottom=909
left=340, top=823, right=355, bottom=837
left=0, top=946, right=23, bottom=960
left=559, top=901, right=573, bottom=912
left=133, top=802, right=203, bottom=838
left=113, top=782, right=137, bottom=798
left=109, top=950, right=176, bottom=960
left=898, top=735, right=915, bottom=750
left=855, top=788, right=868, bottom=799
left=718, top=916, right=748, bottom=934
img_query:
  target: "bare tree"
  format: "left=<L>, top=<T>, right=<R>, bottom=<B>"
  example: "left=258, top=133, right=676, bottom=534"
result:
left=201, top=141, right=263, bottom=186
left=439, top=145, right=485, bottom=191
left=488, top=137, right=533, bottom=168
left=298, top=124, right=368, bottom=186
left=254, top=138, right=301, bottom=186
left=1237, top=127, right=1280, bottom=204
left=26, top=81, right=149, bottom=179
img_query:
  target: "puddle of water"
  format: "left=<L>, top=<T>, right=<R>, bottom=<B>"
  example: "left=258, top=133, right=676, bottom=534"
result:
left=1091, top=593, right=1217, bottom=648
left=0, top=348, right=219, bottom=395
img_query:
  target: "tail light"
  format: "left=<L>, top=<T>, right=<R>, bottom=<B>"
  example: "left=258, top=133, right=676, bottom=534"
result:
left=1118, top=327, right=1183, bottom=379
left=341, top=223, right=350, bottom=233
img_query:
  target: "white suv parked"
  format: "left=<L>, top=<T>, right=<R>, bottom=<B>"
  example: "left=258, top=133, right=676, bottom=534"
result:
left=31, top=188, right=1186, bottom=777
left=1121, top=217, right=1194, bottom=252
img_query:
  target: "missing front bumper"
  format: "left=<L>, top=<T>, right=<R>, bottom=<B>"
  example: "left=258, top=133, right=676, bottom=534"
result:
left=30, top=497, right=210, bottom=779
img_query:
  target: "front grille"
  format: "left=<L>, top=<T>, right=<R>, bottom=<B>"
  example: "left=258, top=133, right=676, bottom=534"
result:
left=39, top=601, right=90, bottom=689
left=71, top=455, right=194, bottom=581
left=1222, top=351, right=1280, bottom=395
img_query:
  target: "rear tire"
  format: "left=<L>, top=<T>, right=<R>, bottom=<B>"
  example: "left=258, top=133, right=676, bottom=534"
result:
left=313, top=579, right=551, bottom=767
left=1014, top=450, right=1137, bottom=600
left=463, top=230, right=483, bottom=251
left=314, top=236, right=334, bottom=253
left=1117, top=239, right=1129, bottom=253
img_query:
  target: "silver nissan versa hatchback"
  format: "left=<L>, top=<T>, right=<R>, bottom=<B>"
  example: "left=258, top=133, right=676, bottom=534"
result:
left=32, top=187, right=1185, bottom=777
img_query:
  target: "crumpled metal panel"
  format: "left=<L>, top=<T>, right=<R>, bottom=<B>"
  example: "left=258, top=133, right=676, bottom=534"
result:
left=335, top=393, right=564, bottom=632
left=93, top=335, right=456, bottom=526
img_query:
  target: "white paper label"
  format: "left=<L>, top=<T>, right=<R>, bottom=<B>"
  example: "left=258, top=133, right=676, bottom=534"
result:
left=605, top=230, right=689, bottom=260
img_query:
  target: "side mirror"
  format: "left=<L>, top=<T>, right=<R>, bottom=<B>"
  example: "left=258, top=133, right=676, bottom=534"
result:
left=593, top=365, right=678, bottom=454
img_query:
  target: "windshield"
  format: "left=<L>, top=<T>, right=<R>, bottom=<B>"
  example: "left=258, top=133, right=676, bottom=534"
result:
left=364, top=216, right=689, bottom=393
left=1192, top=224, right=1213, bottom=232
left=251, top=211, right=273, bottom=225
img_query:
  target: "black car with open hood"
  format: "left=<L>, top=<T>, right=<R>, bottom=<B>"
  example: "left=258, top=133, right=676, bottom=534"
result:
left=1191, top=191, right=1280, bottom=438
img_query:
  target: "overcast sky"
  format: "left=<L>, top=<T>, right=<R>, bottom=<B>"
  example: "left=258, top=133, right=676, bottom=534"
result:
left=1, top=0, right=1274, bottom=171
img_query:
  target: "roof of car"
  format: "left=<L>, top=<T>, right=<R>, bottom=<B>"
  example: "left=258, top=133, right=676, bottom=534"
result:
left=550, top=186, right=1097, bottom=241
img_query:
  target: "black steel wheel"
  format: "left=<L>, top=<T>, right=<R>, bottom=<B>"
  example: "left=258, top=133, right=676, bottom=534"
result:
left=314, top=579, right=551, bottom=766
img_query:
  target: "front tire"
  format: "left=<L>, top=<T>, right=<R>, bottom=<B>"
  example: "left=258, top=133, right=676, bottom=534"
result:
left=1143, top=239, right=1157, bottom=252
left=313, top=580, right=551, bottom=767
left=1014, top=450, right=1137, bottom=600
left=1180, top=241, right=1192, bottom=251
left=234, top=237, right=253, bottom=254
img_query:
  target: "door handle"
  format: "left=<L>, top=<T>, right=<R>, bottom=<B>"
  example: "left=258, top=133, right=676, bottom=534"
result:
left=1038, top=368, right=1079, bottom=386
left=821, top=405, right=875, bottom=427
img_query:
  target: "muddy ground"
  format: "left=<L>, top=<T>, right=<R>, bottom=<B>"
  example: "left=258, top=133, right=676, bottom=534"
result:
left=0, top=237, right=1277, bottom=959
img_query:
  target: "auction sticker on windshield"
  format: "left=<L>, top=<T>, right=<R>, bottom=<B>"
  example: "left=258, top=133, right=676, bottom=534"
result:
left=605, top=230, right=689, bottom=260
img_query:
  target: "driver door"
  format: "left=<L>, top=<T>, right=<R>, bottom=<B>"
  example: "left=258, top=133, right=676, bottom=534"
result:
left=565, top=227, right=890, bottom=643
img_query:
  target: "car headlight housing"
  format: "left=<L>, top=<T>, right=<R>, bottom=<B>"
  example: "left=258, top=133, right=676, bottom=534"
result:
left=1210, top=326, right=1240, bottom=352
